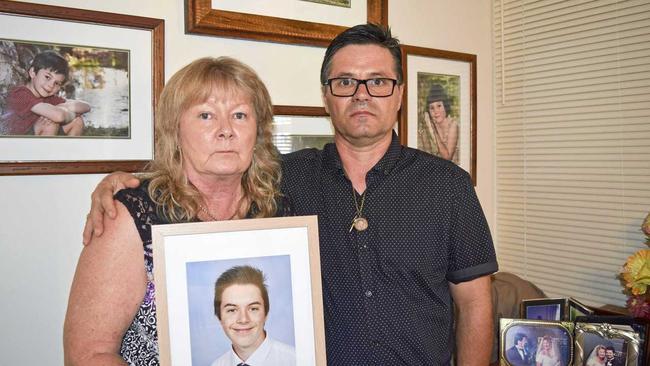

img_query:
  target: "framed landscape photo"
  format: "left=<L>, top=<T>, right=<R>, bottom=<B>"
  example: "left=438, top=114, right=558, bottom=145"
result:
left=272, top=105, right=333, bottom=154
left=0, top=0, right=164, bottom=175
left=153, top=216, right=326, bottom=366
left=185, top=0, right=387, bottom=46
left=500, top=318, right=574, bottom=366
left=399, top=45, right=476, bottom=184
left=522, top=298, right=566, bottom=321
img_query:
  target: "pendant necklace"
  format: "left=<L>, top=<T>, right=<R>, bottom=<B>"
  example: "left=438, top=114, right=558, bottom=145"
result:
left=349, top=187, right=369, bottom=232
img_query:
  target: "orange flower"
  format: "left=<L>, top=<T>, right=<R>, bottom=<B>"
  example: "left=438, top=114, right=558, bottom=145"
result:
left=622, top=249, right=650, bottom=295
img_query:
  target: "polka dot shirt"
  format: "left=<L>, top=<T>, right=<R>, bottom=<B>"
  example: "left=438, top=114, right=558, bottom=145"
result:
left=280, top=132, right=498, bottom=365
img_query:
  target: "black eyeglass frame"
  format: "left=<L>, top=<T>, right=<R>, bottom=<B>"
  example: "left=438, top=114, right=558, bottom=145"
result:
left=324, top=77, right=398, bottom=97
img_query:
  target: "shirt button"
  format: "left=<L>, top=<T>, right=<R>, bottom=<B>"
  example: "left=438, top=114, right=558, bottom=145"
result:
left=365, top=290, right=373, bottom=297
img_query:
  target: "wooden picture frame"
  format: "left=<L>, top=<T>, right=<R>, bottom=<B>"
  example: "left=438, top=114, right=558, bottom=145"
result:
left=153, top=216, right=326, bottom=366
left=399, top=45, right=477, bottom=185
left=0, top=0, right=164, bottom=175
left=273, top=105, right=333, bottom=154
left=185, top=0, right=387, bottom=47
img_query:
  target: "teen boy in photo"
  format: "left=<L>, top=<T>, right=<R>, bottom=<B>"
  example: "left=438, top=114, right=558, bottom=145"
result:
left=2, top=50, right=89, bottom=136
left=212, top=265, right=296, bottom=366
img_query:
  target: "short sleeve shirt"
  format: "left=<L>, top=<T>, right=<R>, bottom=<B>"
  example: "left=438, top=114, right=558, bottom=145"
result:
left=1, top=85, right=65, bottom=135
left=280, top=132, right=498, bottom=365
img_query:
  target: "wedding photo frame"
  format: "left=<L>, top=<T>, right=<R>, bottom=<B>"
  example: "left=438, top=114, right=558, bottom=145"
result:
left=152, top=216, right=326, bottom=366
left=185, top=0, right=387, bottom=46
left=574, top=321, right=641, bottom=366
left=500, top=318, right=574, bottom=366
left=522, top=298, right=567, bottom=321
left=272, top=105, right=333, bottom=154
left=399, top=45, right=477, bottom=184
left=0, top=0, right=164, bottom=175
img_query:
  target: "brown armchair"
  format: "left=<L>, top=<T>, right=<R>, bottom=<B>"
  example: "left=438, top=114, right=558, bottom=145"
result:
left=490, top=272, right=547, bottom=364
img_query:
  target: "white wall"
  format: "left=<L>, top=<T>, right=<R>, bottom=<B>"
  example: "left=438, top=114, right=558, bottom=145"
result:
left=0, top=1, right=494, bottom=364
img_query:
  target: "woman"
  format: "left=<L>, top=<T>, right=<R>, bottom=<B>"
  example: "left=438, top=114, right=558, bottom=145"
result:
left=586, top=345, right=607, bottom=366
left=419, top=83, right=459, bottom=163
left=63, top=57, right=284, bottom=365
left=535, top=335, right=560, bottom=366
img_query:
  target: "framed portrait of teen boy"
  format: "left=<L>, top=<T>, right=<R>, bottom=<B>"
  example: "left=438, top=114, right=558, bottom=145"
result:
left=152, top=216, right=326, bottom=366
left=399, top=45, right=477, bottom=184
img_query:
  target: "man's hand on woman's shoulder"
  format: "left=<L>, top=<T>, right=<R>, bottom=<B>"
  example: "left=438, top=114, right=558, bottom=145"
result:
left=82, top=172, right=141, bottom=245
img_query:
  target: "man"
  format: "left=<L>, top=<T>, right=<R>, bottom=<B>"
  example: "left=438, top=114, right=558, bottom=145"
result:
left=505, top=333, right=532, bottom=366
left=605, top=346, right=622, bottom=366
left=211, top=265, right=295, bottom=366
left=84, top=24, right=497, bottom=365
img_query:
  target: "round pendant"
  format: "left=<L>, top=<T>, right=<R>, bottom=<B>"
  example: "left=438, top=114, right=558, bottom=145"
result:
left=353, top=217, right=368, bottom=231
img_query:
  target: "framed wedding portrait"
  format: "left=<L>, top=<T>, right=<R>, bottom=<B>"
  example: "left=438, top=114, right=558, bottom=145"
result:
left=500, top=318, right=574, bottom=366
left=185, top=0, right=387, bottom=46
left=0, top=0, right=164, bottom=175
left=152, top=216, right=326, bottom=366
left=574, top=322, right=641, bottom=366
left=399, top=45, right=477, bottom=184
left=272, top=105, right=333, bottom=154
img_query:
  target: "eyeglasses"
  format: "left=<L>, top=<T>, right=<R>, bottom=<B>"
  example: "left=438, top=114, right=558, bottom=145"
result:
left=325, top=78, right=398, bottom=97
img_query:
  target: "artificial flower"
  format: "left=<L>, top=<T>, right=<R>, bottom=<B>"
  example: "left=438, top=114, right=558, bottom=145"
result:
left=621, top=212, right=650, bottom=319
left=627, top=295, right=650, bottom=318
left=621, top=249, right=650, bottom=295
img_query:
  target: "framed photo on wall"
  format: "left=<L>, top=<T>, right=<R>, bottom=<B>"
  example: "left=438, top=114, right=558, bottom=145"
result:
left=185, top=0, right=387, bottom=46
left=0, top=0, right=164, bottom=175
left=399, top=45, right=477, bottom=184
left=272, top=105, right=333, bottom=154
left=152, top=216, right=326, bottom=366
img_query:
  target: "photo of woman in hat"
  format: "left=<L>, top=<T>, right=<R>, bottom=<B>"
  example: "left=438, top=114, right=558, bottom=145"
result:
left=417, top=76, right=460, bottom=164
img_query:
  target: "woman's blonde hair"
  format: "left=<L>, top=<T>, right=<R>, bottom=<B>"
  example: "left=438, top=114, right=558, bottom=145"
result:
left=145, top=57, right=281, bottom=222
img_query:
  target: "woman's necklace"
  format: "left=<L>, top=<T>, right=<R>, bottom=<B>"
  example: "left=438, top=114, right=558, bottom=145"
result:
left=349, top=186, right=368, bottom=232
left=199, top=204, right=238, bottom=221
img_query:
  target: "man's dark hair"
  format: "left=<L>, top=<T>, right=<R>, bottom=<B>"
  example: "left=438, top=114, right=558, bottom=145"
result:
left=606, top=346, right=615, bottom=352
left=320, top=23, right=402, bottom=85
left=426, top=84, right=451, bottom=117
left=514, top=332, right=527, bottom=344
left=29, top=50, right=69, bottom=82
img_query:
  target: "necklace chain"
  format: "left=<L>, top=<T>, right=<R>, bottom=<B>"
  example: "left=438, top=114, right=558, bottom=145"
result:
left=349, top=186, right=368, bottom=232
left=199, top=204, right=237, bottom=221
left=353, top=188, right=366, bottom=217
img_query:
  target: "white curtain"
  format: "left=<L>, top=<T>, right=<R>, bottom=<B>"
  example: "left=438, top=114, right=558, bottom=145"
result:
left=493, top=0, right=650, bottom=306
